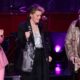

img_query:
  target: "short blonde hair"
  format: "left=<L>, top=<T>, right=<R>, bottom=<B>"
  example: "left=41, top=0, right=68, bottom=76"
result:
left=29, top=4, right=45, bottom=14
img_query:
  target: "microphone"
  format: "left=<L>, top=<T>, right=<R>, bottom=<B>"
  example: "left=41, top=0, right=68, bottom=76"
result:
left=42, top=15, right=47, bottom=21
left=28, top=26, right=32, bottom=31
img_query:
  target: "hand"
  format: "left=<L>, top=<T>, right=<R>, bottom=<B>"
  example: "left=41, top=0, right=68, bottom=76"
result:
left=25, top=31, right=30, bottom=40
left=70, top=56, right=75, bottom=64
left=49, top=56, right=52, bottom=62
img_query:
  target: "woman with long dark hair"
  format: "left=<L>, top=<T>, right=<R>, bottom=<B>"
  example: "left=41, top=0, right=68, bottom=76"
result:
left=0, top=29, right=8, bottom=80
left=65, top=9, right=80, bottom=80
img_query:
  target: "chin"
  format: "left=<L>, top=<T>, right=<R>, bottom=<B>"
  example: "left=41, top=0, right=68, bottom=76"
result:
left=0, top=40, right=3, bottom=44
left=35, top=20, right=39, bottom=23
left=36, top=21, right=40, bottom=24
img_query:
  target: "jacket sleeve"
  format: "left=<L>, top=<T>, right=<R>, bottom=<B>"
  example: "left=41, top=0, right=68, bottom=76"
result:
left=43, top=32, right=52, bottom=58
left=17, top=22, right=27, bottom=49
left=65, top=21, right=75, bottom=61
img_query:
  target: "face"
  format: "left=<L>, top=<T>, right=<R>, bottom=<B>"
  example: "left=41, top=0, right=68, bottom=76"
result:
left=79, top=14, right=80, bottom=21
left=30, top=10, right=43, bottom=24
left=0, top=29, right=4, bottom=44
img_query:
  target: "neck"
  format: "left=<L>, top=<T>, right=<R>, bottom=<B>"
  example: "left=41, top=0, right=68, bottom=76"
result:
left=30, top=19, right=35, bottom=25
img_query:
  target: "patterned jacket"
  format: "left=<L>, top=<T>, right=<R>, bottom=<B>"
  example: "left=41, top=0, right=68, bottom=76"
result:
left=65, top=19, right=80, bottom=71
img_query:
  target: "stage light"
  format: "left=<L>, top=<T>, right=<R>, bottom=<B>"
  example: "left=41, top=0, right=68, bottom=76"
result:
left=55, top=64, right=61, bottom=75
left=19, top=6, right=27, bottom=13
left=54, top=45, right=61, bottom=53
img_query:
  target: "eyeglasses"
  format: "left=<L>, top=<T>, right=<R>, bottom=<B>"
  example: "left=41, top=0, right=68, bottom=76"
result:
left=0, top=35, right=4, bottom=37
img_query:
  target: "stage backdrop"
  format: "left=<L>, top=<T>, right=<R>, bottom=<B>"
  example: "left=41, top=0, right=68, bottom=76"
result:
left=0, top=12, right=77, bottom=36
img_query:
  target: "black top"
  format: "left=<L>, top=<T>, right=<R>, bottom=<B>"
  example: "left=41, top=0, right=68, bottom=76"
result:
left=18, top=19, right=43, bottom=49
left=16, top=19, right=51, bottom=71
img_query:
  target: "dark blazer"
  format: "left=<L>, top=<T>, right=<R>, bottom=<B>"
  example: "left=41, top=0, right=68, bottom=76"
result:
left=16, top=19, right=51, bottom=70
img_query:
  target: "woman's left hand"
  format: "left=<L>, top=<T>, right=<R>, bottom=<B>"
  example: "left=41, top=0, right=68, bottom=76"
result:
left=49, top=56, right=52, bottom=62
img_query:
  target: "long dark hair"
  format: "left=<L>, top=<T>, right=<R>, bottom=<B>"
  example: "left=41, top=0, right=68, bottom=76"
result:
left=76, top=9, right=80, bottom=29
left=76, top=19, right=80, bottom=29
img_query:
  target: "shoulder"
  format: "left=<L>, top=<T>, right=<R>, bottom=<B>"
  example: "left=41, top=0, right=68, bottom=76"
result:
left=70, top=20, right=77, bottom=27
left=38, top=21, right=43, bottom=32
left=18, top=21, right=30, bottom=31
left=69, top=19, right=77, bottom=30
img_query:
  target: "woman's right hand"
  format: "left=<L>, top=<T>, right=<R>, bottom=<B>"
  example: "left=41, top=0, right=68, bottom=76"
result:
left=25, top=31, right=30, bottom=40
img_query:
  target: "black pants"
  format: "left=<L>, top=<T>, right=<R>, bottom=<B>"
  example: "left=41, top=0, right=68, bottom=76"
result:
left=21, top=48, right=49, bottom=80
left=21, top=72, right=31, bottom=80
left=74, top=69, right=80, bottom=80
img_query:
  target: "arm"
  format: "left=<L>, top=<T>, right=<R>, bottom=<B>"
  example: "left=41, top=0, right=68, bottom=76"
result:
left=65, top=21, right=75, bottom=63
left=17, top=23, right=27, bottom=48
left=43, top=32, right=52, bottom=62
